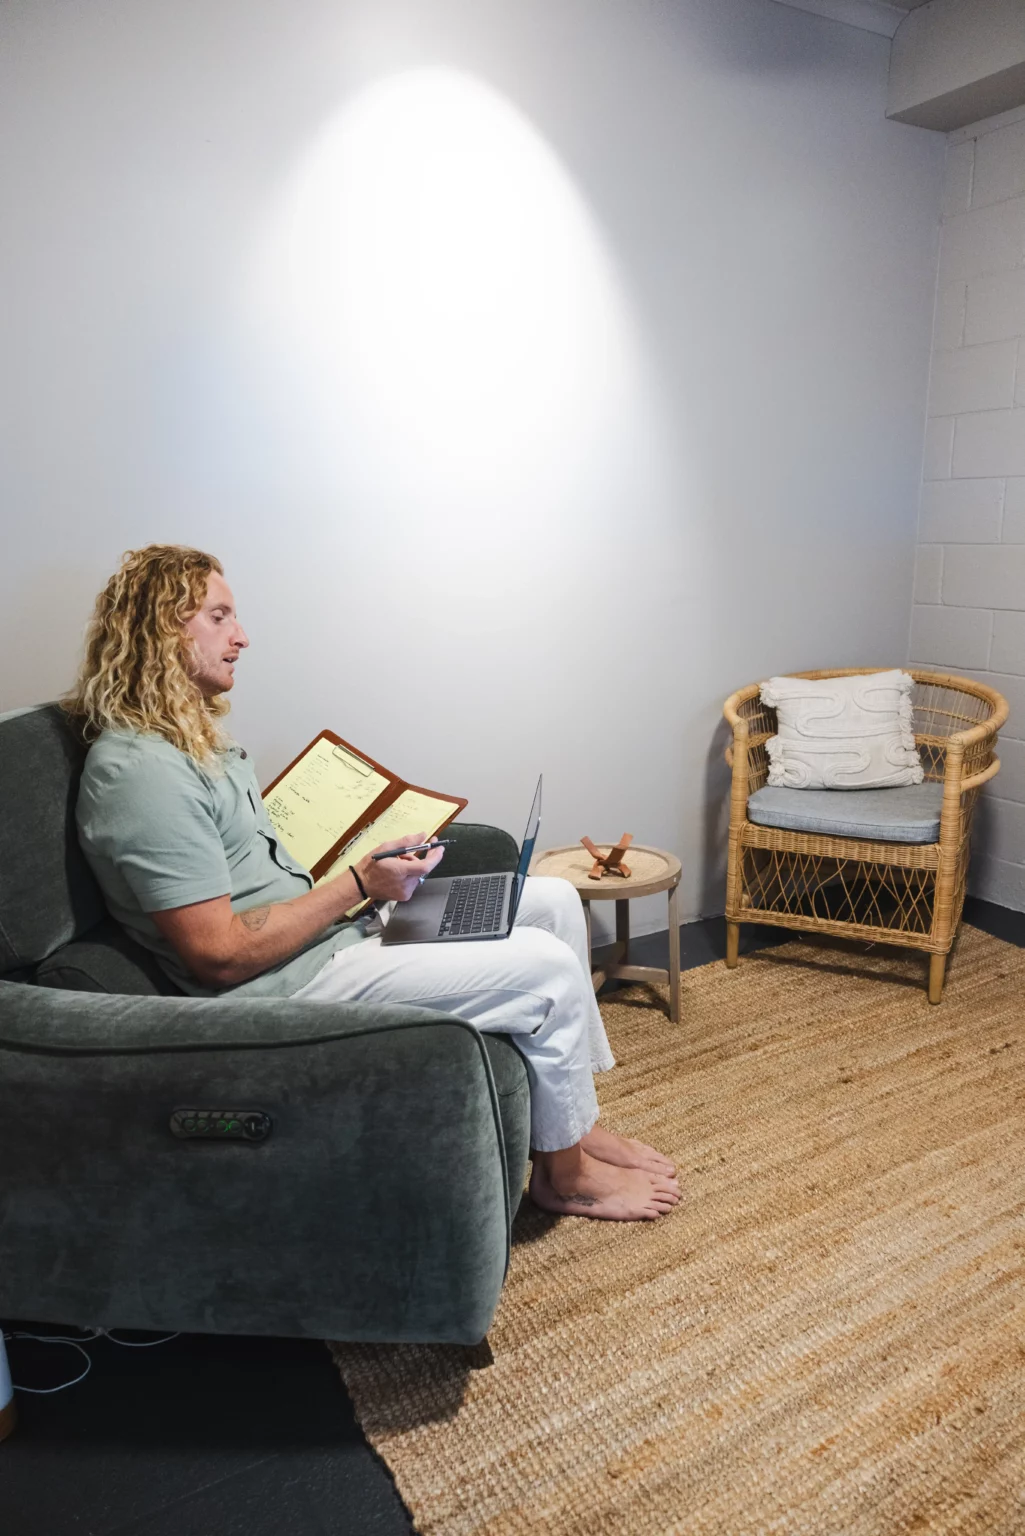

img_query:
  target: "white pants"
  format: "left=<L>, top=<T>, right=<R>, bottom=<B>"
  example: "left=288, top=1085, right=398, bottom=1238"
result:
left=292, top=876, right=615, bottom=1151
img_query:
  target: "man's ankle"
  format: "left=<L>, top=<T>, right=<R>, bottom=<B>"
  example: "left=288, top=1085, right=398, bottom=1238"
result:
left=541, top=1143, right=585, bottom=1180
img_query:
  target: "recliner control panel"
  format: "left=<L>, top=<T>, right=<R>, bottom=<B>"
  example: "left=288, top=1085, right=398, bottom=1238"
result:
left=169, top=1108, right=272, bottom=1143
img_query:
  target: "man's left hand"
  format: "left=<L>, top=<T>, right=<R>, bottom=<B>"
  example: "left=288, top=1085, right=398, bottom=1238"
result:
left=361, top=832, right=445, bottom=903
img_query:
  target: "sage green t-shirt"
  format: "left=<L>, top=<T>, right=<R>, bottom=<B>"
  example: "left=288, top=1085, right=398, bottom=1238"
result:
left=76, top=729, right=369, bottom=997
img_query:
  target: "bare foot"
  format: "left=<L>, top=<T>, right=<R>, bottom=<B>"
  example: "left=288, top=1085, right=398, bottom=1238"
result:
left=581, top=1124, right=677, bottom=1178
left=529, top=1149, right=680, bottom=1221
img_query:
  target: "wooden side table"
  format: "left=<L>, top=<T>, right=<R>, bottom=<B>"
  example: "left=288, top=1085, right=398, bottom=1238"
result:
left=531, top=844, right=682, bottom=1023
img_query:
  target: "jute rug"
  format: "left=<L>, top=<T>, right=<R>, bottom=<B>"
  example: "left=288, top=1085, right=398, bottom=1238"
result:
left=331, top=925, right=1025, bottom=1535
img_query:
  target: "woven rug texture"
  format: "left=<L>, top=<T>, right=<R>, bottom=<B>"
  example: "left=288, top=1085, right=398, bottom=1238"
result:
left=332, top=926, right=1025, bottom=1536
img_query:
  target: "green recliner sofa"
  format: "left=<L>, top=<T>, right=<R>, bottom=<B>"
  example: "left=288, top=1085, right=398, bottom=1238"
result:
left=0, top=705, right=531, bottom=1345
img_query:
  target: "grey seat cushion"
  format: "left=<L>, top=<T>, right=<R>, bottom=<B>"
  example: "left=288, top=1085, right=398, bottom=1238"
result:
left=747, top=782, right=945, bottom=844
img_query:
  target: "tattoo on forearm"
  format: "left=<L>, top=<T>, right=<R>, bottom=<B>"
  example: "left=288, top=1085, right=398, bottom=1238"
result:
left=239, top=905, right=271, bottom=932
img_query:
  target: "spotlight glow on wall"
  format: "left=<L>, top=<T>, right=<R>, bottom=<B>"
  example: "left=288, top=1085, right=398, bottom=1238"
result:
left=248, top=67, right=645, bottom=509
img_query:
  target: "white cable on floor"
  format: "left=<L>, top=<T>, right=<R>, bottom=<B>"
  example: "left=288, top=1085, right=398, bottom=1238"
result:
left=3, top=1331, right=97, bottom=1394
left=3, top=1325, right=180, bottom=1394
left=101, top=1329, right=180, bottom=1347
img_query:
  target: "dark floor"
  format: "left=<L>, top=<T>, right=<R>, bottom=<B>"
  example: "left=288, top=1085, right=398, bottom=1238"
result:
left=4, top=901, right=1023, bottom=1536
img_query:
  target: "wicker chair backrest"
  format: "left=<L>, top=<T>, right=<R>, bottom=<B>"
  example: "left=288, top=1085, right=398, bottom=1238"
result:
left=727, top=668, right=1006, bottom=793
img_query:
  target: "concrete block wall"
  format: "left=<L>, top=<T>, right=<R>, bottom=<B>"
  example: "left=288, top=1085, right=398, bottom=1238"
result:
left=909, top=108, right=1025, bottom=911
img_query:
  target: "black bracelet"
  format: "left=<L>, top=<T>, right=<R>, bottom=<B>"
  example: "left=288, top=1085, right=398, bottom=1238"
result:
left=349, top=864, right=369, bottom=902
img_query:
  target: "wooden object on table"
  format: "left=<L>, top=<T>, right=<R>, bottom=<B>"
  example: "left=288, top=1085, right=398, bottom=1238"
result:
left=531, top=844, right=682, bottom=1024
left=581, top=833, right=633, bottom=881
left=722, top=668, right=1008, bottom=1004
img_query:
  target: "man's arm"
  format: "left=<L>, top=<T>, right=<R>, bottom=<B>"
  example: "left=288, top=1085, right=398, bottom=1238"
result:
left=150, top=835, right=444, bottom=989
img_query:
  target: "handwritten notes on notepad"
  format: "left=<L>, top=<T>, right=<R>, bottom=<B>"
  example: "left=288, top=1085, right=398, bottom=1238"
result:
left=261, top=730, right=468, bottom=883
left=317, top=789, right=462, bottom=886
left=263, top=737, right=389, bottom=873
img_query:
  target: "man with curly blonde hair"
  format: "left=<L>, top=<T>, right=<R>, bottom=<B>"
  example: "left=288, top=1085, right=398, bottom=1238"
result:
left=70, top=545, right=679, bottom=1222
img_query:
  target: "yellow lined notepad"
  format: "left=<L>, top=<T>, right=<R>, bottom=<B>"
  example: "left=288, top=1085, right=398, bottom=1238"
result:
left=317, top=788, right=458, bottom=886
left=262, top=730, right=466, bottom=883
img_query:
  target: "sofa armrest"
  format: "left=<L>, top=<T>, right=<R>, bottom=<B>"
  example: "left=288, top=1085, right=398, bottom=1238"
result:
left=0, top=981, right=526, bottom=1344
left=0, top=975, right=469, bottom=1052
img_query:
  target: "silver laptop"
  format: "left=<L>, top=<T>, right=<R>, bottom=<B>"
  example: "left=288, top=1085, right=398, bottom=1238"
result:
left=381, top=776, right=542, bottom=946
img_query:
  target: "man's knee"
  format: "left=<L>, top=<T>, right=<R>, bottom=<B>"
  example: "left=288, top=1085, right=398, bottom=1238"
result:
left=525, top=875, right=584, bottom=928
left=507, top=923, right=584, bottom=991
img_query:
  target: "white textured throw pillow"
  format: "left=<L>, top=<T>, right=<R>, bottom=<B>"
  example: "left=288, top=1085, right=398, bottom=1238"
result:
left=760, top=670, right=924, bottom=790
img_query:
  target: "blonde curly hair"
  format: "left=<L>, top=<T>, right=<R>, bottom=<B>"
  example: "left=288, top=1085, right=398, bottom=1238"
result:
left=65, top=544, right=230, bottom=764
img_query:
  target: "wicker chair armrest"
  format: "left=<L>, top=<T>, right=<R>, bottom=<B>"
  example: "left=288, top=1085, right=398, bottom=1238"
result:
left=962, top=756, right=1001, bottom=793
left=725, top=720, right=752, bottom=826
left=723, top=684, right=762, bottom=729
left=938, top=737, right=969, bottom=847
left=934, top=710, right=1005, bottom=805
left=723, top=685, right=778, bottom=798
left=724, top=684, right=761, bottom=773
left=946, top=705, right=1008, bottom=754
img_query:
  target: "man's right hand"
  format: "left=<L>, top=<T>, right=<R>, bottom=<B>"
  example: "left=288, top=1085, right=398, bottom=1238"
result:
left=360, top=832, right=446, bottom=903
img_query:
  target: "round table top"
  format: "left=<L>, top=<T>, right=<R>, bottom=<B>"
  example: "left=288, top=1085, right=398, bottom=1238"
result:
left=530, top=843, right=681, bottom=899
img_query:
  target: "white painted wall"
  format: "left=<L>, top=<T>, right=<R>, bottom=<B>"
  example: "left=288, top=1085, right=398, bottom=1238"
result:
left=0, top=0, right=943, bottom=935
left=909, top=106, right=1025, bottom=913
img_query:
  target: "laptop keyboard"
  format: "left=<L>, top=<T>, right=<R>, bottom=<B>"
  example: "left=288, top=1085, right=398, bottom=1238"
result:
left=440, top=874, right=508, bottom=936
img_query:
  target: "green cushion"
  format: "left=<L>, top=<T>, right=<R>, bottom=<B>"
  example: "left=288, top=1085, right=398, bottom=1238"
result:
left=426, top=821, right=519, bottom=877
left=35, top=916, right=183, bottom=995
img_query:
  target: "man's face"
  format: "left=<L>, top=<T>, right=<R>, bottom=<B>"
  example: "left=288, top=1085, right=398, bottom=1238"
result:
left=184, top=570, right=249, bottom=698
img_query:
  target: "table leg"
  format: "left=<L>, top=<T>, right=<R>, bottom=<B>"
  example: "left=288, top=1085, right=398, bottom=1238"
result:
left=668, top=883, right=681, bottom=1025
left=616, top=899, right=630, bottom=965
left=583, top=899, right=601, bottom=994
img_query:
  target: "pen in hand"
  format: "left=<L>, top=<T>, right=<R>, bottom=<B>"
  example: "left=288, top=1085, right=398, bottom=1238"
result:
left=369, top=840, right=454, bottom=861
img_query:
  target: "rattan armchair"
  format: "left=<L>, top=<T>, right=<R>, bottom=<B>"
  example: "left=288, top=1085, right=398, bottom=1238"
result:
left=723, top=670, right=1008, bottom=1003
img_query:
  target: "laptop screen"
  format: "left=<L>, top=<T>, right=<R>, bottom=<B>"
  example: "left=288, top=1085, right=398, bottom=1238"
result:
left=509, top=775, right=542, bottom=924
